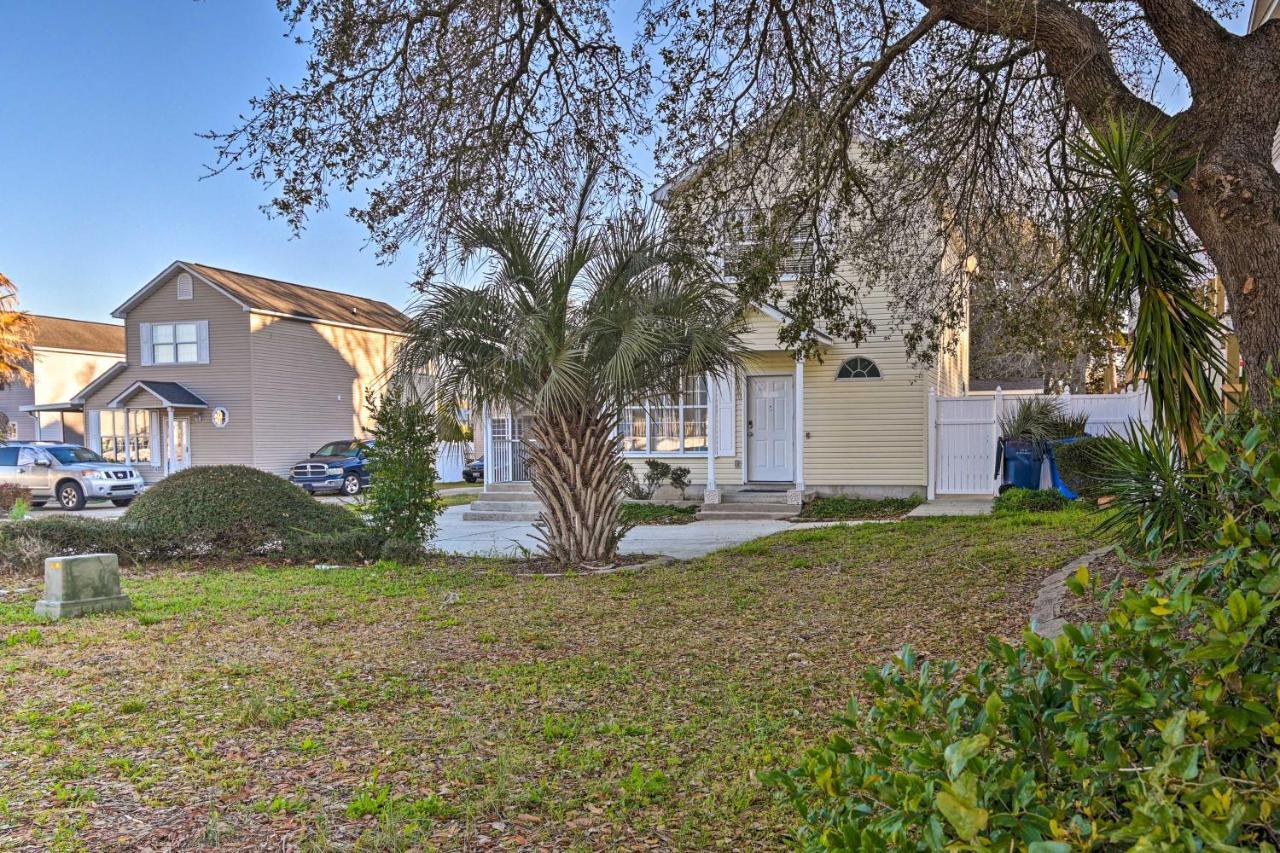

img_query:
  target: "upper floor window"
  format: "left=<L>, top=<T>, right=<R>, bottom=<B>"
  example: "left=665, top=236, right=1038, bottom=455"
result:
left=836, top=356, right=881, bottom=380
left=722, top=209, right=817, bottom=280
left=153, top=322, right=199, bottom=364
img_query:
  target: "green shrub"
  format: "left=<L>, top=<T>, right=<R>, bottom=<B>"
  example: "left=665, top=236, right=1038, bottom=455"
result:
left=1052, top=436, right=1120, bottom=500
left=770, top=399, right=1280, bottom=850
left=0, top=517, right=170, bottom=573
left=991, top=486, right=1070, bottom=514
left=279, top=529, right=388, bottom=564
left=1093, top=421, right=1215, bottom=557
left=799, top=495, right=923, bottom=520
left=124, top=465, right=359, bottom=556
left=378, top=537, right=430, bottom=564
left=622, top=460, right=677, bottom=500
left=362, top=385, right=443, bottom=543
left=999, top=397, right=1088, bottom=445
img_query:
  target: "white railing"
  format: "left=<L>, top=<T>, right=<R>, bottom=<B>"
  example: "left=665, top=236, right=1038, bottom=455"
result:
left=491, top=438, right=531, bottom=483
left=927, top=387, right=1153, bottom=498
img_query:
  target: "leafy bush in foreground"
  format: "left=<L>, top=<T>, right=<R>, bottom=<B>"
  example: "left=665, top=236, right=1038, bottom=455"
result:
left=771, top=403, right=1280, bottom=849
left=991, top=487, right=1070, bottom=515
left=125, top=465, right=359, bottom=556
left=363, top=385, right=443, bottom=543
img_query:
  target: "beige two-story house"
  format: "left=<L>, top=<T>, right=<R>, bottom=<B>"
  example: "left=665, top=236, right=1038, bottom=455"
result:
left=5, top=315, right=124, bottom=442
left=47, top=261, right=409, bottom=482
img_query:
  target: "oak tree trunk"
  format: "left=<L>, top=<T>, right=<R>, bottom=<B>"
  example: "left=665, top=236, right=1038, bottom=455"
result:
left=525, top=409, right=628, bottom=566
left=1180, top=151, right=1280, bottom=390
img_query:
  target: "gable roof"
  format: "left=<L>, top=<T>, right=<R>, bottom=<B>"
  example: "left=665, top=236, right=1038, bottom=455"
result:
left=107, top=380, right=209, bottom=409
left=31, top=315, right=125, bottom=355
left=112, top=261, right=409, bottom=335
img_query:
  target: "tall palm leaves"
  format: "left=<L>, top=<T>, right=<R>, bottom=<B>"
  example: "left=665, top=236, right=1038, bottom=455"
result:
left=396, top=177, right=747, bottom=564
left=1071, top=120, right=1227, bottom=451
left=0, top=273, right=34, bottom=386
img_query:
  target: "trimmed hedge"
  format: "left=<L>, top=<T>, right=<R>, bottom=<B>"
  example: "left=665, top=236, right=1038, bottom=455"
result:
left=123, top=465, right=359, bottom=556
left=0, top=483, right=31, bottom=512
left=991, top=486, right=1071, bottom=514
left=0, top=466, right=427, bottom=574
left=1053, top=436, right=1121, bottom=500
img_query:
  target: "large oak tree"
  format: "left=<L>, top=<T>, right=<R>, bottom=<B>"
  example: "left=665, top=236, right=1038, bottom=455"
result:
left=213, top=0, right=1279, bottom=383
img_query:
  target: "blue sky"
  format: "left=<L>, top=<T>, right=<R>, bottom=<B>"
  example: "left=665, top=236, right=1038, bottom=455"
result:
left=1, top=1, right=1250, bottom=324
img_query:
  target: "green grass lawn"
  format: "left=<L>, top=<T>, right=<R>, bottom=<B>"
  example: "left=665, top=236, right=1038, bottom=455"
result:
left=0, top=509, right=1095, bottom=849
left=797, top=494, right=925, bottom=520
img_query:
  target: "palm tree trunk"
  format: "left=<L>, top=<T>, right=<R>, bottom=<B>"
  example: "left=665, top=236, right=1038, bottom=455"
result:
left=524, top=408, right=627, bottom=565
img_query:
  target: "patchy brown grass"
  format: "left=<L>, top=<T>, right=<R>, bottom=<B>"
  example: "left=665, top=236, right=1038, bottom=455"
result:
left=0, top=510, right=1094, bottom=849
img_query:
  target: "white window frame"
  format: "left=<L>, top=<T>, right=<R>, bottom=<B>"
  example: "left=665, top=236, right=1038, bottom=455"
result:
left=721, top=208, right=818, bottom=282
left=150, top=322, right=200, bottom=365
left=620, top=376, right=709, bottom=457
left=835, top=356, right=883, bottom=380
left=94, top=409, right=158, bottom=466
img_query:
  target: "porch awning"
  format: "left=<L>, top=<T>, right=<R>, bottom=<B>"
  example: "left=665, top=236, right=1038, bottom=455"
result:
left=751, top=302, right=835, bottom=345
left=107, top=380, right=209, bottom=409
left=19, top=401, right=83, bottom=413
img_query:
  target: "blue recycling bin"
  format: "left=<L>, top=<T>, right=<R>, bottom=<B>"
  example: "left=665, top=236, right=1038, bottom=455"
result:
left=999, top=439, right=1044, bottom=491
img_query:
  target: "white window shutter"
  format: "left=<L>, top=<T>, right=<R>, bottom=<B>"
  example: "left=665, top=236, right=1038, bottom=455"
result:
left=196, top=320, right=210, bottom=363
left=86, top=410, right=100, bottom=452
left=713, top=373, right=736, bottom=457
left=139, top=323, right=153, bottom=366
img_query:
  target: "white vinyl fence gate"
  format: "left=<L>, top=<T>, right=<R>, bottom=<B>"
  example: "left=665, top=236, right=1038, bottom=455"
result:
left=927, top=388, right=1153, bottom=498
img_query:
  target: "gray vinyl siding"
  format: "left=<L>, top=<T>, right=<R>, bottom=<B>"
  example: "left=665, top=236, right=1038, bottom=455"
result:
left=248, top=313, right=401, bottom=476
left=81, top=269, right=255, bottom=480
left=0, top=377, right=37, bottom=440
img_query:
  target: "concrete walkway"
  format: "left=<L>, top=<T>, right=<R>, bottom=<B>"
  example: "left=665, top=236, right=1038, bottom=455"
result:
left=430, top=505, right=847, bottom=559
left=906, top=496, right=993, bottom=517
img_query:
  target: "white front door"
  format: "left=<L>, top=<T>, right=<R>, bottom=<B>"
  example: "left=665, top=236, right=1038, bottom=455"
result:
left=165, top=417, right=191, bottom=475
left=747, top=375, right=794, bottom=482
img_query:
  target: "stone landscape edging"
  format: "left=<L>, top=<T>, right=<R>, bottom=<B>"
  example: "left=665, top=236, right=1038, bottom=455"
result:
left=1031, top=545, right=1115, bottom=638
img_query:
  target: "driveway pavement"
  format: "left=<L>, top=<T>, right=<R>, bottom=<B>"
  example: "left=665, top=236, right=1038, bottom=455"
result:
left=429, top=505, right=847, bottom=559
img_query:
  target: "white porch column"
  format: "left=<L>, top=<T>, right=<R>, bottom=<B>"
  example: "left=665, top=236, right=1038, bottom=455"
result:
left=123, top=408, right=133, bottom=465
left=482, top=404, right=493, bottom=491
left=788, top=355, right=806, bottom=506
left=704, top=372, right=720, bottom=504
left=166, top=406, right=176, bottom=477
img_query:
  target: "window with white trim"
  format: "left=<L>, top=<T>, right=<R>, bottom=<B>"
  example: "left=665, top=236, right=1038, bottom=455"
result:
left=152, top=322, right=199, bottom=364
left=836, top=356, right=881, bottom=379
left=621, top=376, right=708, bottom=454
left=96, top=410, right=153, bottom=463
left=722, top=208, right=817, bottom=279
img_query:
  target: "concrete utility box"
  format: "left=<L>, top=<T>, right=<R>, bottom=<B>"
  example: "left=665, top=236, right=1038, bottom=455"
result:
left=34, top=554, right=132, bottom=619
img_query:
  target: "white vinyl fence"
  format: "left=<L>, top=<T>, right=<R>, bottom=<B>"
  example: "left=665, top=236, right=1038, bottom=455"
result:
left=927, top=388, right=1153, bottom=498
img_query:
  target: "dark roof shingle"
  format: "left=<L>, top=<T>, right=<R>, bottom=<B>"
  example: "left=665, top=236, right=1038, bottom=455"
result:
left=32, top=315, right=125, bottom=355
left=185, top=262, right=407, bottom=333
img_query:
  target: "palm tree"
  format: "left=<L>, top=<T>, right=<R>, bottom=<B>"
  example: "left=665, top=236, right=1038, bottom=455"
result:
left=1071, top=119, right=1227, bottom=452
left=0, top=273, right=34, bottom=386
left=395, top=178, right=747, bottom=565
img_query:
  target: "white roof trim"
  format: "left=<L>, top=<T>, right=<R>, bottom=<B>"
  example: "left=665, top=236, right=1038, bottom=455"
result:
left=19, top=401, right=83, bottom=413
left=67, top=361, right=128, bottom=405
left=33, top=345, right=125, bottom=359
left=111, top=261, right=250, bottom=319
left=750, top=302, right=834, bottom=345
left=106, top=381, right=209, bottom=410
left=248, top=308, right=407, bottom=337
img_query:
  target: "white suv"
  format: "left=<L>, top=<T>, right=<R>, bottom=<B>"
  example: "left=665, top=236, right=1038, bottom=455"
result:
left=0, top=442, right=144, bottom=511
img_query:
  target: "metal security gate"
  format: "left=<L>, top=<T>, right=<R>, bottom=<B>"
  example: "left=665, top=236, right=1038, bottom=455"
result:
left=487, top=411, right=533, bottom=484
left=927, top=388, right=1152, bottom=498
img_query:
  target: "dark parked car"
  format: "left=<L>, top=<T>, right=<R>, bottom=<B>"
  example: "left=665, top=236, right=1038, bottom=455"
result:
left=289, top=440, right=373, bottom=496
left=462, top=456, right=483, bottom=483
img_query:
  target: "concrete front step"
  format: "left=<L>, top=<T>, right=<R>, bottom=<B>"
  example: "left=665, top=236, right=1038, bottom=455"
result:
left=484, top=482, right=535, bottom=493
left=461, top=509, right=543, bottom=522
left=476, top=491, right=539, bottom=503
left=697, top=508, right=797, bottom=521
left=468, top=500, right=543, bottom=513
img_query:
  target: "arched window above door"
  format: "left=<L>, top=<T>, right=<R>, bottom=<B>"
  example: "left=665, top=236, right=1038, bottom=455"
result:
left=836, top=356, right=881, bottom=380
